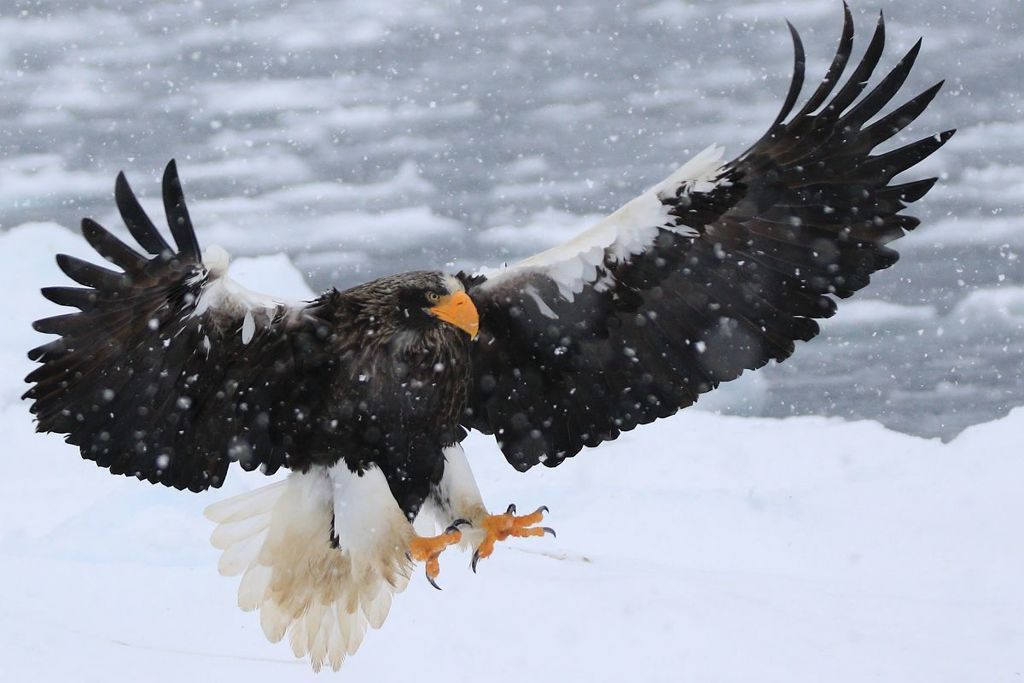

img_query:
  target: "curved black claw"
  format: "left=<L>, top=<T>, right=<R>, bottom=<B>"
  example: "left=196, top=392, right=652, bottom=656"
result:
left=542, top=527, right=556, bottom=538
left=445, top=518, right=471, bottom=534
left=537, top=505, right=549, bottom=514
left=427, top=570, right=442, bottom=591
left=505, top=503, right=517, bottom=515
left=471, top=549, right=482, bottom=573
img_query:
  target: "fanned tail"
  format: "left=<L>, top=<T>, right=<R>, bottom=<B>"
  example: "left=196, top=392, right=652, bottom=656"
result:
left=204, top=470, right=412, bottom=671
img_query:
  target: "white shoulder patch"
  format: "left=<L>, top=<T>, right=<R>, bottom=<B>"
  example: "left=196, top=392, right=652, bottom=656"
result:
left=443, top=273, right=466, bottom=293
left=190, top=247, right=303, bottom=332
left=202, top=244, right=231, bottom=278
left=478, top=144, right=726, bottom=300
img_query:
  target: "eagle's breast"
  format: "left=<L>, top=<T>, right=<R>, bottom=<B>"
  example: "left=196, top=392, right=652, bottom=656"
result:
left=323, top=319, right=473, bottom=452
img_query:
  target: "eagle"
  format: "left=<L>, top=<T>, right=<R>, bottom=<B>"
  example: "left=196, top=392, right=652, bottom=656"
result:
left=24, top=7, right=952, bottom=672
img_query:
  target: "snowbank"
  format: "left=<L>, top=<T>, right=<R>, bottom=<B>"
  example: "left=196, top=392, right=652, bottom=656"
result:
left=0, top=223, right=1021, bottom=682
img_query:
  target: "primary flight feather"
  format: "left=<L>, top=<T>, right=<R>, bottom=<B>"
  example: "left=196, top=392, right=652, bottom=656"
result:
left=24, top=6, right=953, bottom=671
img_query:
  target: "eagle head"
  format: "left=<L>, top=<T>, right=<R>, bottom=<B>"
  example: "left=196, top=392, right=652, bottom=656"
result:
left=346, top=271, right=479, bottom=341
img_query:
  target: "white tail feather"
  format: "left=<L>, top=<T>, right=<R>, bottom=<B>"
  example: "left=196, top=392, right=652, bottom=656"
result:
left=205, top=479, right=287, bottom=523
left=237, top=563, right=272, bottom=611
left=209, top=513, right=271, bottom=550
left=204, top=467, right=413, bottom=671
left=217, top=529, right=268, bottom=576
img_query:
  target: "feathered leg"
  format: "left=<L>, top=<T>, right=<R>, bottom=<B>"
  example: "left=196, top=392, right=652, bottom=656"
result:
left=424, top=444, right=555, bottom=578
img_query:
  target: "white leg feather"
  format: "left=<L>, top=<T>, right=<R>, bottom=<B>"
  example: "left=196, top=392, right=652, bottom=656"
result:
left=424, top=444, right=490, bottom=549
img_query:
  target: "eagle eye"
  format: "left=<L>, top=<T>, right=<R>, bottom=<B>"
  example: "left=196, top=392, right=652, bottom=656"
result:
left=426, top=291, right=441, bottom=304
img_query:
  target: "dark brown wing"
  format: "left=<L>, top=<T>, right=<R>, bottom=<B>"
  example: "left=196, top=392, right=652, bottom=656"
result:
left=461, top=7, right=954, bottom=472
left=24, top=161, right=340, bottom=491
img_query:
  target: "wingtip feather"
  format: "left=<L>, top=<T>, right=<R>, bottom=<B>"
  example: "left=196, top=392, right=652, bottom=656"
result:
left=115, top=169, right=172, bottom=256
left=161, top=158, right=202, bottom=261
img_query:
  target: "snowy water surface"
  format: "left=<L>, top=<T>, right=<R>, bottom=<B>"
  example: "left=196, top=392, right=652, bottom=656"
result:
left=2, top=0, right=1022, bottom=438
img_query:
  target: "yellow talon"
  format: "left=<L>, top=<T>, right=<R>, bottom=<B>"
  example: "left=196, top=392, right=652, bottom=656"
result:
left=472, top=504, right=555, bottom=571
left=409, top=521, right=467, bottom=589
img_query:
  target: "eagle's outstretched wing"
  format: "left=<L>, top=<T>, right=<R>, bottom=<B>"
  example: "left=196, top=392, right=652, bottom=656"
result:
left=24, top=162, right=338, bottom=491
left=461, top=7, right=954, bottom=472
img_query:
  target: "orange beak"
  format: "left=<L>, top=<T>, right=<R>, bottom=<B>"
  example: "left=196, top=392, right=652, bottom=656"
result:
left=429, top=291, right=479, bottom=340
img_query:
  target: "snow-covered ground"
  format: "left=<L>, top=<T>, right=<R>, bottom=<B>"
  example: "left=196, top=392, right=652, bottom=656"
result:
left=2, top=223, right=1021, bottom=682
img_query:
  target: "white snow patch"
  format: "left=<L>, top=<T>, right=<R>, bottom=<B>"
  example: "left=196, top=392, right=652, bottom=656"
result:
left=502, top=155, right=549, bottom=181
left=260, top=161, right=434, bottom=209
left=198, top=79, right=351, bottom=116
left=228, top=253, right=316, bottom=301
left=200, top=206, right=462, bottom=257
left=27, top=64, right=135, bottom=114
left=951, top=285, right=1024, bottom=327
left=478, top=209, right=605, bottom=250
left=180, top=154, right=313, bottom=187
left=0, top=155, right=111, bottom=205
left=918, top=215, right=1024, bottom=247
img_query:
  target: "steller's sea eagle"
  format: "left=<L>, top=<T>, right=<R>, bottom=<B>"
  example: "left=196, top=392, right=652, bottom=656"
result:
left=24, top=6, right=953, bottom=671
